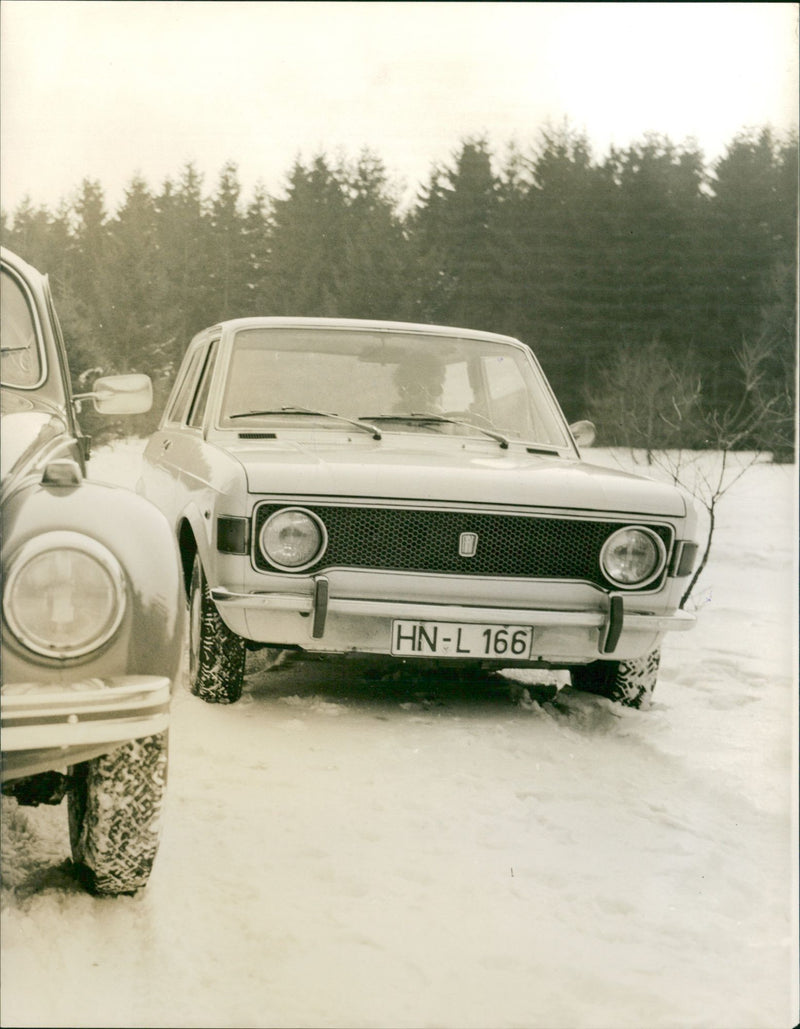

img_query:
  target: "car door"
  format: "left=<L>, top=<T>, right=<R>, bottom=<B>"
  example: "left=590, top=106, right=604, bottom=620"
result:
left=141, top=343, right=210, bottom=524
left=172, top=339, right=221, bottom=506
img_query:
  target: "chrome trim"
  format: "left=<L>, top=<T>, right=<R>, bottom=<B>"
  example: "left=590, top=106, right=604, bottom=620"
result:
left=251, top=493, right=681, bottom=523
left=41, top=457, right=83, bottom=487
left=1, top=675, right=170, bottom=756
left=208, top=586, right=695, bottom=633
left=458, top=531, right=478, bottom=558
left=257, top=506, right=329, bottom=572
left=599, top=525, right=668, bottom=590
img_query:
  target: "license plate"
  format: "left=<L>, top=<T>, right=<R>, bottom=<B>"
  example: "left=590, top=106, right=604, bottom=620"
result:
left=391, top=620, right=533, bottom=659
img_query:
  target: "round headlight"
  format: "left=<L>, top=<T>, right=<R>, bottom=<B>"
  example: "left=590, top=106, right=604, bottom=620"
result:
left=3, top=531, right=126, bottom=658
left=600, top=526, right=666, bottom=589
left=260, top=508, right=327, bottom=571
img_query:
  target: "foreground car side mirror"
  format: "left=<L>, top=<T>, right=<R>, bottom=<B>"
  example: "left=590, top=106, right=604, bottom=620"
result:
left=75, top=374, right=153, bottom=415
left=569, top=420, right=596, bottom=448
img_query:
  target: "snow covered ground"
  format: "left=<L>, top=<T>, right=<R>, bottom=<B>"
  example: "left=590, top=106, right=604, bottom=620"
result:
left=2, top=441, right=797, bottom=1029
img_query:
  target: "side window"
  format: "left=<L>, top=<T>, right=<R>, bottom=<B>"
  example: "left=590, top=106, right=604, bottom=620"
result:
left=0, top=268, right=44, bottom=387
left=163, top=347, right=206, bottom=425
left=187, top=341, right=218, bottom=428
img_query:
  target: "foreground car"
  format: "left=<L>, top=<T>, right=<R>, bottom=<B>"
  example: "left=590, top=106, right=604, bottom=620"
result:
left=140, top=317, right=699, bottom=710
left=1, top=247, right=183, bottom=894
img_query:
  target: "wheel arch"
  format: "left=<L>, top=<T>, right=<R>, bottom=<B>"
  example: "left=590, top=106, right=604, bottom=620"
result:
left=177, top=519, right=198, bottom=599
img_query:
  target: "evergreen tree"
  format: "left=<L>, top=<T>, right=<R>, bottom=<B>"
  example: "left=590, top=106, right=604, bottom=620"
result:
left=208, top=162, right=250, bottom=318
left=3, top=197, right=56, bottom=270
left=599, top=135, right=708, bottom=348
left=241, top=183, right=272, bottom=314
left=332, top=149, right=408, bottom=318
left=706, top=128, right=797, bottom=411
left=155, top=163, right=213, bottom=363
left=410, top=138, right=502, bottom=329
left=265, top=154, right=353, bottom=314
left=503, top=125, right=608, bottom=412
left=105, top=175, right=167, bottom=373
left=63, top=179, right=114, bottom=375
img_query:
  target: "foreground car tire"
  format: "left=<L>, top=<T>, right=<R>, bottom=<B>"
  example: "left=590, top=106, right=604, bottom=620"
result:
left=68, top=731, right=168, bottom=895
left=189, top=554, right=246, bottom=703
left=570, top=648, right=661, bottom=709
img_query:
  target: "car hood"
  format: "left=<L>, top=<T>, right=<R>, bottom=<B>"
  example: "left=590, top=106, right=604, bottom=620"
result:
left=226, top=435, right=687, bottom=517
left=0, top=389, right=67, bottom=485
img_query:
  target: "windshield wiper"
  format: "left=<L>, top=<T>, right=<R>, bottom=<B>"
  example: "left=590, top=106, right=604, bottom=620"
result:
left=360, top=412, right=510, bottom=450
left=229, top=406, right=382, bottom=440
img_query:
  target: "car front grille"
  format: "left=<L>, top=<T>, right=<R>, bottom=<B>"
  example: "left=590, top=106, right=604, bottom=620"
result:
left=253, top=502, right=673, bottom=590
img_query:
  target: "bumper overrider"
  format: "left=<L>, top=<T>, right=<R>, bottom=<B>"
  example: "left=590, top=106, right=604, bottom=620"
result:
left=1, top=675, right=171, bottom=781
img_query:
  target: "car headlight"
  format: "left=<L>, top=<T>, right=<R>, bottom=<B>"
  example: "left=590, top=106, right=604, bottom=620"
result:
left=600, top=526, right=666, bottom=589
left=3, top=531, right=126, bottom=658
left=259, top=508, right=327, bottom=571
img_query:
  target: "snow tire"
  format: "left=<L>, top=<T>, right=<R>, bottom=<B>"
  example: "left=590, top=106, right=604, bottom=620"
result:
left=570, top=648, right=661, bottom=709
left=68, top=731, right=168, bottom=895
left=189, top=554, right=246, bottom=703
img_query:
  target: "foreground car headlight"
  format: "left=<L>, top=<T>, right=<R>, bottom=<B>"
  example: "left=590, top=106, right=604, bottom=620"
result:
left=3, top=531, right=126, bottom=658
left=600, top=526, right=666, bottom=588
left=259, top=508, right=327, bottom=571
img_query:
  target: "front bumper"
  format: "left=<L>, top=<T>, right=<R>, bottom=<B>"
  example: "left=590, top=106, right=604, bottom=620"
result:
left=1, top=674, right=171, bottom=781
left=211, top=583, right=695, bottom=664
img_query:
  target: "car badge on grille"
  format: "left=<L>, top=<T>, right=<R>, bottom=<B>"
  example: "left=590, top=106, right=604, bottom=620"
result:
left=458, top=532, right=478, bottom=558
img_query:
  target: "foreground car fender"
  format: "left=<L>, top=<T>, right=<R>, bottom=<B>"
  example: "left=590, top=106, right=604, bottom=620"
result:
left=2, top=480, right=183, bottom=697
left=2, top=483, right=182, bottom=783
left=142, top=430, right=251, bottom=596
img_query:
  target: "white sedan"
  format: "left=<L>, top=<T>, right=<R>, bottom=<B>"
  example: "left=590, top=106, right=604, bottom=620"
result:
left=139, top=317, right=699, bottom=709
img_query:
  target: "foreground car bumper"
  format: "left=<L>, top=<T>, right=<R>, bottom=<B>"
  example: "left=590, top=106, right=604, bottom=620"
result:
left=1, top=675, right=171, bottom=781
left=211, top=585, right=695, bottom=664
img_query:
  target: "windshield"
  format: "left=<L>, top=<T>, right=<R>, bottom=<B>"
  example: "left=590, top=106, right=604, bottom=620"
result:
left=219, top=327, right=571, bottom=447
left=1, top=268, right=44, bottom=388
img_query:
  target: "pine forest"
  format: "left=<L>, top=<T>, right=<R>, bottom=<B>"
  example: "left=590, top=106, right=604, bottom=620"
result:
left=2, top=126, right=796, bottom=457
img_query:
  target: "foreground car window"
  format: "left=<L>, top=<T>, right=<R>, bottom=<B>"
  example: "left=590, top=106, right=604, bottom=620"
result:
left=219, top=327, right=570, bottom=446
left=0, top=268, right=44, bottom=388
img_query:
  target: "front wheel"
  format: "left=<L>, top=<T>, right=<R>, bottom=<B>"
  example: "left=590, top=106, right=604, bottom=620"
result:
left=189, top=554, right=246, bottom=703
left=68, top=731, right=168, bottom=895
left=570, top=648, right=661, bottom=709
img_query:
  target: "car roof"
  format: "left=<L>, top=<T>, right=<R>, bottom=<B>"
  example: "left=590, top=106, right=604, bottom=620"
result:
left=195, top=316, right=526, bottom=348
left=0, top=246, right=44, bottom=282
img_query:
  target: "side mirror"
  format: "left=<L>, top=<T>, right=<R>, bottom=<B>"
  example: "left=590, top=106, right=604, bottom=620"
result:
left=81, top=374, right=153, bottom=415
left=569, top=419, right=596, bottom=448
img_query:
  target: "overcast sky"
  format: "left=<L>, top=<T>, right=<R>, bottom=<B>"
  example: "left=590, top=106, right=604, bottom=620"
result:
left=1, top=1, right=797, bottom=215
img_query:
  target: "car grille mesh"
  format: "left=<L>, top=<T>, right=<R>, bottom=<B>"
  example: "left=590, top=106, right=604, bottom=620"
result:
left=253, top=503, right=673, bottom=589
